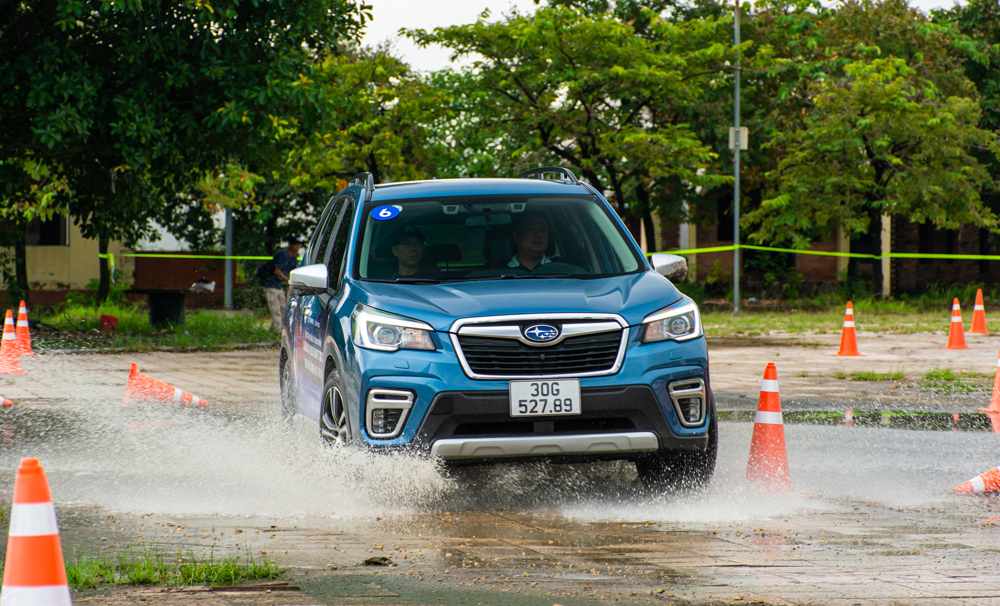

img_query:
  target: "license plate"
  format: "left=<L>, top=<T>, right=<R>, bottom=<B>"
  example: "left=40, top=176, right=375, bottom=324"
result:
left=509, top=379, right=581, bottom=417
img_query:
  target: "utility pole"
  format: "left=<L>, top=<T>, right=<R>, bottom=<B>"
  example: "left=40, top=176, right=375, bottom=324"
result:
left=224, top=208, right=233, bottom=310
left=732, top=0, right=741, bottom=314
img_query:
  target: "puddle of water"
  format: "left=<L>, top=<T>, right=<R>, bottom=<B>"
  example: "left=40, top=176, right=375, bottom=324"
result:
left=1, top=359, right=998, bottom=525
left=720, top=409, right=997, bottom=431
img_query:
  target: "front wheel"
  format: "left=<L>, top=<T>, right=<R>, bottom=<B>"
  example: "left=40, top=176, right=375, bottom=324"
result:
left=636, top=408, right=718, bottom=492
left=320, top=372, right=351, bottom=447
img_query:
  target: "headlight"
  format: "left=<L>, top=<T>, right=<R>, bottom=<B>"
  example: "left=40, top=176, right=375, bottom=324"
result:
left=352, top=305, right=435, bottom=351
left=641, top=300, right=702, bottom=343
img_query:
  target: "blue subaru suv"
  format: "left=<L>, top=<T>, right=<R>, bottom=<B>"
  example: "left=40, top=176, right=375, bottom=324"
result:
left=281, top=168, right=716, bottom=489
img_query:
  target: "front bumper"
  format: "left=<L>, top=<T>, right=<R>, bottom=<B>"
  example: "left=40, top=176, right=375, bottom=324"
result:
left=350, top=329, right=711, bottom=448
left=414, top=385, right=710, bottom=463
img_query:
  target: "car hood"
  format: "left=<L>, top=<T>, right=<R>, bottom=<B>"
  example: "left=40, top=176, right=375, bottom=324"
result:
left=346, top=272, right=684, bottom=332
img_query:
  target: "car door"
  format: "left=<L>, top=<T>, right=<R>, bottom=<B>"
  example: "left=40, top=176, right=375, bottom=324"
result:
left=287, top=197, right=339, bottom=369
left=317, top=196, right=356, bottom=415
left=294, top=196, right=348, bottom=422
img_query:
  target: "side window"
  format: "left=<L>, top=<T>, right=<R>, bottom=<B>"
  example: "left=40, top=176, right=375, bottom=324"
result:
left=310, top=198, right=346, bottom=266
left=325, top=201, right=355, bottom=292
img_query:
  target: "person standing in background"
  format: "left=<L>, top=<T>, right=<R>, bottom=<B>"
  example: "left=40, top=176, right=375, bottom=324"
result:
left=261, top=238, right=301, bottom=333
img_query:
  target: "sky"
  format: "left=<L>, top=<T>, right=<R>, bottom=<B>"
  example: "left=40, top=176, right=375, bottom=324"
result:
left=361, top=0, right=966, bottom=73
left=361, top=0, right=537, bottom=72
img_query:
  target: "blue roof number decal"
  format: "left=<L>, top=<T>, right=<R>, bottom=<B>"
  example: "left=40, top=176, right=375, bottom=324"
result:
left=371, top=206, right=400, bottom=221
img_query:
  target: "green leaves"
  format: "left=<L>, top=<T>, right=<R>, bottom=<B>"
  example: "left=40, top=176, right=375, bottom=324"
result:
left=749, top=51, right=998, bottom=246
left=407, top=4, right=733, bottom=229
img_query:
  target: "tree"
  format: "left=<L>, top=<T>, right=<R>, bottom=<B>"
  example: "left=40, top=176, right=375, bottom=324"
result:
left=933, top=0, right=1000, bottom=221
left=746, top=56, right=999, bottom=293
left=285, top=47, right=454, bottom=188
left=0, top=0, right=368, bottom=301
left=408, top=4, right=734, bottom=246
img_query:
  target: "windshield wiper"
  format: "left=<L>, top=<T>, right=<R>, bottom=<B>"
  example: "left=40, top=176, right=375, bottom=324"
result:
left=446, top=273, right=573, bottom=282
left=504, top=273, right=572, bottom=279
left=392, top=277, right=444, bottom=283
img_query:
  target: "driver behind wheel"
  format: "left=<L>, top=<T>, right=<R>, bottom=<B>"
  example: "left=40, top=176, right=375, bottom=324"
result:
left=508, top=212, right=555, bottom=271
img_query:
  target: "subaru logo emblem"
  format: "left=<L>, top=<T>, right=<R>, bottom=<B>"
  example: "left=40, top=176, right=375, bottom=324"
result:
left=523, top=324, right=560, bottom=343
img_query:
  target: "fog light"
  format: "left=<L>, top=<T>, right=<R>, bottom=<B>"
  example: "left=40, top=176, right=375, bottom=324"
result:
left=668, top=379, right=706, bottom=427
left=676, top=396, right=703, bottom=424
left=366, top=388, right=415, bottom=439
left=371, top=408, right=403, bottom=435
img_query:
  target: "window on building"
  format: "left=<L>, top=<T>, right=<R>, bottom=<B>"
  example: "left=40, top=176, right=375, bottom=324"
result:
left=26, top=215, right=68, bottom=246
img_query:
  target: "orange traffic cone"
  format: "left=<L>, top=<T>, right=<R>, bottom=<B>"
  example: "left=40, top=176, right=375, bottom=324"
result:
left=15, top=300, right=35, bottom=357
left=970, top=289, right=989, bottom=335
left=1, top=458, right=73, bottom=605
left=943, top=298, right=971, bottom=350
left=1, top=393, right=12, bottom=407
left=123, top=362, right=209, bottom=407
left=832, top=301, right=864, bottom=356
left=843, top=408, right=854, bottom=427
left=954, top=466, right=1000, bottom=494
left=977, top=340, right=1000, bottom=433
left=746, top=363, right=793, bottom=491
left=0, top=310, right=26, bottom=375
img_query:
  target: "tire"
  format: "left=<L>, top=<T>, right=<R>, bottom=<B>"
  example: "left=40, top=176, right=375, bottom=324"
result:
left=319, top=372, right=351, bottom=447
left=279, top=350, right=296, bottom=424
left=636, top=407, right=718, bottom=492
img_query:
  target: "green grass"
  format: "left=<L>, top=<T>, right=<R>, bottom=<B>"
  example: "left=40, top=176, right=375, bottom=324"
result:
left=61, top=544, right=286, bottom=590
left=834, top=371, right=846, bottom=379
left=34, top=303, right=278, bottom=352
left=922, top=367, right=990, bottom=394
left=850, top=370, right=905, bottom=381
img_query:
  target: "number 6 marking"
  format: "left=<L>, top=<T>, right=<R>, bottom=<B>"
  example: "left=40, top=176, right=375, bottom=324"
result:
left=371, top=205, right=400, bottom=221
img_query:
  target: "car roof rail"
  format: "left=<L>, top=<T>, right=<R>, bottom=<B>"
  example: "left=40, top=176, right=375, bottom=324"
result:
left=517, top=167, right=580, bottom=184
left=350, top=172, right=375, bottom=197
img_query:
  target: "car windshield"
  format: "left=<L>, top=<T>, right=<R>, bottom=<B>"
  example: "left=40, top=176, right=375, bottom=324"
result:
left=354, top=194, right=643, bottom=283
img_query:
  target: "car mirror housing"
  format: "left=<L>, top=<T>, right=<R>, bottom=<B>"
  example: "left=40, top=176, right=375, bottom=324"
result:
left=650, top=253, right=688, bottom=282
left=289, top=264, right=329, bottom=296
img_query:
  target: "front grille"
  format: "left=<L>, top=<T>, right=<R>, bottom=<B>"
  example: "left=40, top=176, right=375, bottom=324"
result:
left=457, top=330, right=622, bottom=376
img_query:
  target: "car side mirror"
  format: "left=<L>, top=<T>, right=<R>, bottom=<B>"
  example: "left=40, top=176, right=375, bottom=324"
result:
left=289, top=264, right=329, bottom=296
left=650, top=253, right=688, bottom=283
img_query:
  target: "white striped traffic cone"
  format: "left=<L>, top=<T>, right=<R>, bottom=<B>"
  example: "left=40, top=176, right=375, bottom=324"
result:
left=123, top=362, right=208, bottom=407
left=0, top=310, right=25, bottom=375
left=955, top=466, right=1000, bottom=494
left=970, top=289, right=989, bottom=335
left=1, top=457, right=72, bottom=605
left=832, top=302, right=864, bottom=356
left=746, top=363, right=793, bottom=491
left=943, top=298, right=971, bottom=350
left=15, top=301, right=35, bottom=357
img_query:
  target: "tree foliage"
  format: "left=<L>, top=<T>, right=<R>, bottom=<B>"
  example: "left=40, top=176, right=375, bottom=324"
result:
left=748, top=57, right=998, bottom=248
left=408, top=4, right=735, bottom=244
left=5, top=0, right=1000, bottom=300
left=286, top=47, right=453, bottom=188
left=0, top=0, right=367, bottom=300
